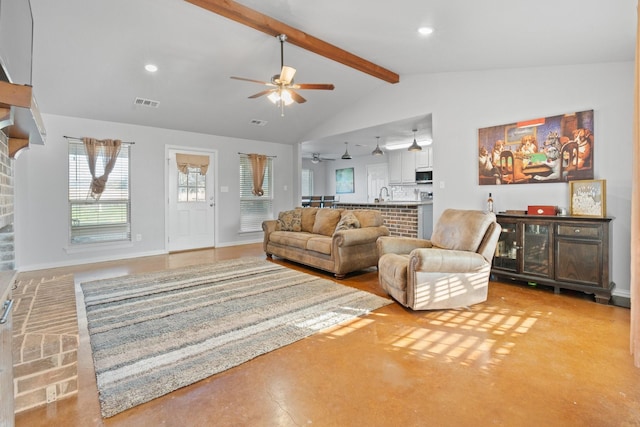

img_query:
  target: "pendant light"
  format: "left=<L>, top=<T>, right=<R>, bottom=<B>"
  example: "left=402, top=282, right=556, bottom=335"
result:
left=372, top=136, right=384, bottom=156
left=341, top=142, right=352, bottom=160
left=408, top=129, right=422, bottom=152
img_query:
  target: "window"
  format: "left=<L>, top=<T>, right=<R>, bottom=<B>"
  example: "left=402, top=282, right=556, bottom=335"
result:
left=301, top=168, right=313, bottom=197
left=68, top=142, right=130, bottom=244
left=239, top=156, right=273, bottom=232
left=178, top=167, right=206, bottom=202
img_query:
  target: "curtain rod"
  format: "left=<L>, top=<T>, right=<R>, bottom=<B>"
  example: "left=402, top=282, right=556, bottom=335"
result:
left=63, top=136, right=136, bottom=144
left=238, top=152, right=277, bottom=158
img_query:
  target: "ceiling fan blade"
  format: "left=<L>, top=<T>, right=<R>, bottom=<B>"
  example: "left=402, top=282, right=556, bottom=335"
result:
left=289, top=90, right=307, bottom=104
left=279, top=66, right=296, bottom=84
left=248, top=89, right=275, bottom=99
left=230, top=76, right=273, bottom=86
left=292, top=83, right=335, bottom=90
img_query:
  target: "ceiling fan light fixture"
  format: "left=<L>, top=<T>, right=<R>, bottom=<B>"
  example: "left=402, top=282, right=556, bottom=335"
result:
left=408, top=129, right=422, bottom=152
left=267, top=89, right=294, bottom=106
left=341, top=142, right=352, bottom=160
left=281, top=89, right=294, bottom=105
left=372, top=136, right=384, bottom=156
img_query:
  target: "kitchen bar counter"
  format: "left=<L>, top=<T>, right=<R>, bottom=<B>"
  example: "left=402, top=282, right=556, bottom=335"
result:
left=335, top=200, right=433, bottom=238
left=335, top=200, right=433, bottom=207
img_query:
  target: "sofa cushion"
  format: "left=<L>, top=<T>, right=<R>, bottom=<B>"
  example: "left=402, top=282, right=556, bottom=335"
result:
left=312, top=209, right=342, bottom=236
left=278, top=209, right=302, bottom=232
left=306, top=236, right=332, bottom=255
left=300, top=207, right=318, bottom=232
left=334, top=211, right=360, bottom=233
left=269, top=231, right=314, bottom=250
left=352, top=209, right=384, bottom=228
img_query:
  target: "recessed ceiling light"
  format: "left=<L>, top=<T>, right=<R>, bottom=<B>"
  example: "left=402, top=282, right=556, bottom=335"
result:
left=145, top=64, right=158, bottom=72
left=418, top=27, right=434, bottom=36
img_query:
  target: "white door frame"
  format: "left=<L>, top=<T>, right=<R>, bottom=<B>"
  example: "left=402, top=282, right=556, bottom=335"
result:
left=164, top=145, right=218, bottom=251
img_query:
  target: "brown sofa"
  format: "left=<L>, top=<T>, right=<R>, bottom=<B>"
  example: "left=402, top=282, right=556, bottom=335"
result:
left=262, top=207, right=389, bottom=278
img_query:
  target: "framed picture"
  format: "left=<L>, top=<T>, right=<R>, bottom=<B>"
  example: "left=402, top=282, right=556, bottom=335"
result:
left=335, top=167, right=354, bottom=194
left=478, top=109, right=594, bottom=185
left=569, top=179, right=606, bottom=217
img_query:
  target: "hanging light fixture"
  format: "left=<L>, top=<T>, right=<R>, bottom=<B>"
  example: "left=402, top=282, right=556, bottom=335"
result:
left=267, top=88, right=294, bottom=106
left=408, top=129, right=422, bottom=152
left=341, top=142, right=352, bottom=160
left=372, top=136, right=384, bottom=156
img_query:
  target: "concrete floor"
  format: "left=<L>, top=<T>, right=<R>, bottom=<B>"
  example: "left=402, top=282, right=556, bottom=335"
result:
left=13, top=243, right=640, bottom=426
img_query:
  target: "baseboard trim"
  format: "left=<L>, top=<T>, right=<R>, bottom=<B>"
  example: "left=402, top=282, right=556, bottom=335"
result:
left=215, top=239, right=263, bottom=248
left=17, top=250, right=168, bottom=273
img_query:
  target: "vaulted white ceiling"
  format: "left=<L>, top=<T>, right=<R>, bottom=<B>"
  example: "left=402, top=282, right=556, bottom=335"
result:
left=28, top=0, right=636, bottom=156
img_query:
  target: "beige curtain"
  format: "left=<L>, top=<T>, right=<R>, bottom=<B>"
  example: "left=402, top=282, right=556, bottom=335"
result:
left=248, top=153, right=267, bottom=196
left=176, top=153, right=209, bottom=175
left=632, top=3, right=640, bottom=367
left=83, top=137, right=122, bottom=200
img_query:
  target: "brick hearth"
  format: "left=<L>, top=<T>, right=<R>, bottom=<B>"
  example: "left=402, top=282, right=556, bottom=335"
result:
left=11, top=274, right=79, bottom=413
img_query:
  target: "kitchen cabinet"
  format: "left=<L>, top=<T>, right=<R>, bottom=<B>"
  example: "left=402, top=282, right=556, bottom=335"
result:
left=388, top=151, right=402, bottom=184
left=388, top=151, right=417, bottom=184
left=415, top=146, right=433, bottom=169
left=492, top=214, right=613, bottom=304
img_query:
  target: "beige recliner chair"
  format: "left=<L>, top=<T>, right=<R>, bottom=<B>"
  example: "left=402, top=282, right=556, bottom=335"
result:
left=377, top=209, right=501, bottom=310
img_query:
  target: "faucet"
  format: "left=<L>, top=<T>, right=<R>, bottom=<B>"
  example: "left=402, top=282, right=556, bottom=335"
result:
left=379, top=187, right=389, bottom=202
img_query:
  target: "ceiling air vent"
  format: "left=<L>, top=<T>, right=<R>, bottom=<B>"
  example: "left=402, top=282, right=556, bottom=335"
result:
left=133, top=97, right=160, bottom=108
left=250, top=119, right=267, bottom=126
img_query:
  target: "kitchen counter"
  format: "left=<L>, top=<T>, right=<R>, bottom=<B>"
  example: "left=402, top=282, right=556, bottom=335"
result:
left=334, top=200, right=433, bottom=206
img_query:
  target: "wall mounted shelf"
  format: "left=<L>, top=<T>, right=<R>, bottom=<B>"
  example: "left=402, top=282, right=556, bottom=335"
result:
left=0, top=80, right=46, bottom=158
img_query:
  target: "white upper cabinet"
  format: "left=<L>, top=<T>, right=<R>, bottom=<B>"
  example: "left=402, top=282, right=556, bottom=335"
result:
left=388, top=151, right=418, bottom=184
left=401, top=151, right=416, bottom=183
left=388, top=151, right=402, bottom=184
left=415, top=146, right=433, bottom=170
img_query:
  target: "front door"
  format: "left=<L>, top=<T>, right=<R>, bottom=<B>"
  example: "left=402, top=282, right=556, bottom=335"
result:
left=167, top=148, right=216, bottom=251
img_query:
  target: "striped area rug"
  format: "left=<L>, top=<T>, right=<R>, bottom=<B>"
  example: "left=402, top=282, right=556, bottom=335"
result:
left=81, top=257, right=391, bottom=418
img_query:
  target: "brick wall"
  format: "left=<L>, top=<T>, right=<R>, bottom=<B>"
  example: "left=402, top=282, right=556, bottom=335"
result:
left=0, top=131, right=14, bottom=271
left=338, top=204, right=419, bottom=238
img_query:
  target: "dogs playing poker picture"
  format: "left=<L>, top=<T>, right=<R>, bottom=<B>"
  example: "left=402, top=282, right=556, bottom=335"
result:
left=477, top=110, right=594, bottom=185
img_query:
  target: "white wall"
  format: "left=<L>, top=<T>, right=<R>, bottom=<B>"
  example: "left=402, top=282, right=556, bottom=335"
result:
left=301, top=158, right=327, bottom=196
left=14, top=62, right=634, bottom=298
left=15, top=114, right=295, bottom=270
left=307, top=62, right=633, bottom=297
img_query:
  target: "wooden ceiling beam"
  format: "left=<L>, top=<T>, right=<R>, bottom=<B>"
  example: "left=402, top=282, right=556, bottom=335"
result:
left=185, top=0, right=400, bottom=84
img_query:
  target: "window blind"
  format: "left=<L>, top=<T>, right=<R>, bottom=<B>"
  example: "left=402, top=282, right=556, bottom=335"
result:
left=301, top=169, right=313, bottom=197
left=68, top=142, right=131, bottom=244
left=239, top=156, right=273, bottom=232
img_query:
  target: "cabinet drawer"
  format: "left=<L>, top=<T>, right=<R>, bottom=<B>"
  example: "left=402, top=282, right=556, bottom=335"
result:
left=556, top=224, right=600, bottom=238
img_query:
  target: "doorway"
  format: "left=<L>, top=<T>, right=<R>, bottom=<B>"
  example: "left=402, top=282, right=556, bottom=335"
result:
left=166, top=148, right=216, bottom=252
left=367, top=163, right=389, bottom=203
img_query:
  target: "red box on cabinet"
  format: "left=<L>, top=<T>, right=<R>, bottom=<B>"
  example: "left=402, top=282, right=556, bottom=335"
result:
left=527, top=205, right=557, bottom=216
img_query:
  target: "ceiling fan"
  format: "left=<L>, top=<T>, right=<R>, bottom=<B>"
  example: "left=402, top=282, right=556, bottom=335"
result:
left=307, top=153, right=335, bottom=164
left=231, top=34, right=335, bottom=116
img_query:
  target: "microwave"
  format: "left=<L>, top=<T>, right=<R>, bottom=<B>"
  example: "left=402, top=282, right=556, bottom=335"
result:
left=415, top=169, right=433, bottom=183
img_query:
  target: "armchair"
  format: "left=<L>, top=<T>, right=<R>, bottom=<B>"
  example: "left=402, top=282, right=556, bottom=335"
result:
left=377, top=209, right=501, bottom=310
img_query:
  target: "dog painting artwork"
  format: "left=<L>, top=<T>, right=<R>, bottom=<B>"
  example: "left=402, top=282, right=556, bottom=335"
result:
left=477, top=110, right=594, bottom=185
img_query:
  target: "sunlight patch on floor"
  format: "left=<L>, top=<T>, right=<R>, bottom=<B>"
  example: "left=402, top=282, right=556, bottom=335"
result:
left=385, top=306, right=542, bottom=370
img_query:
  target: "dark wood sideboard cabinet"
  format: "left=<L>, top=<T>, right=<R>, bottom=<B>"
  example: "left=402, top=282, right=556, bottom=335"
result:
left=492, top=213, right=614, bottom=304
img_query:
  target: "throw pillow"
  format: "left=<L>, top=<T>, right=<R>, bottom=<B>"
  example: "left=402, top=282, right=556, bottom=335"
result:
left=277, top=209, right=302, bottom=232
left=334, top=211, right=361, bottom=233
left=300, top=207, right=319, bottom=232
left=312, top=209, right=342, bottom=237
